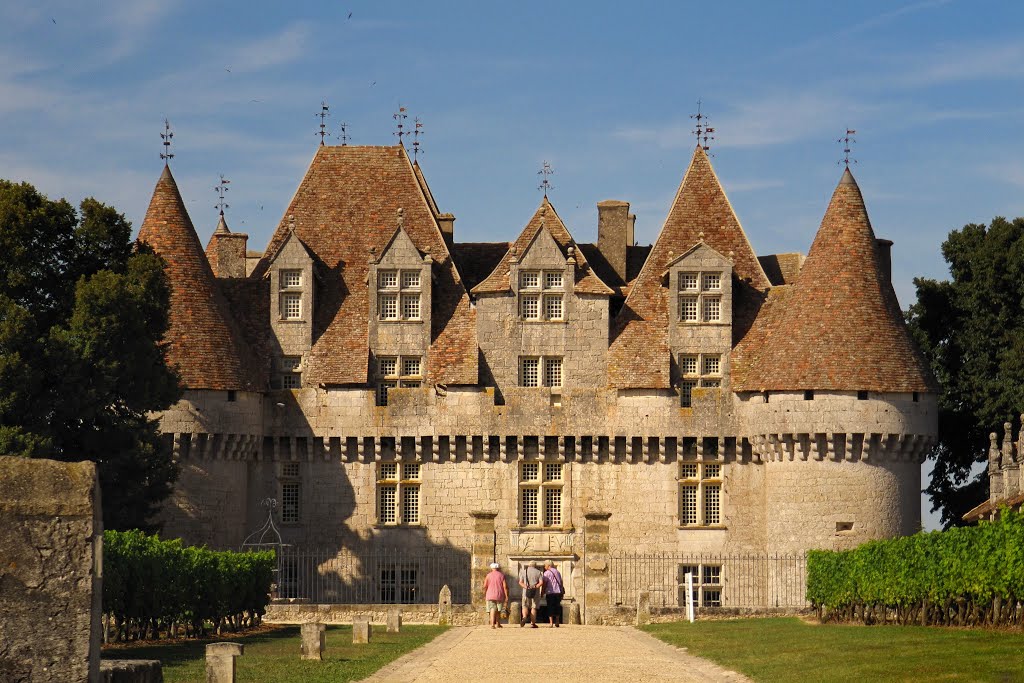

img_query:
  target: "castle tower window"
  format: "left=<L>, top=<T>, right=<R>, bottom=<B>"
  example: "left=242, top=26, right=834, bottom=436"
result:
left=378, top=269, right=421, bottom=321
left=681, top=563, right=723, bottom=607
left=376, top=355, right=422, bottom=406
left=520, top=357, right=539, bottom=387
left=278, top=356, right=302, bottom=389
left=281, top=292, right=302, bottom=320
left=377, top=461, right=422, bottom=525
left=678, top=461, right=723, bottom=527
left=544, top=357, right=563, bottom=388
left=520, top=461, right=564, bottom=528
left=519, top=270, right=565, bottom=321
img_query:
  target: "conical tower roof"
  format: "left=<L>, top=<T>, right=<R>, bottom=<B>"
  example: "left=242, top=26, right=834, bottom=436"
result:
left=138, top=165, right=259, bottom=391
left=733, top=168, right=935, bottom=392
left=608, top=146, right=769, bottom=388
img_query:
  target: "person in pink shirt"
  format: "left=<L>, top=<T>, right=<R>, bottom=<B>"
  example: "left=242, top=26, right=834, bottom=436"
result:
left=483, top=562, right=509, bottom=628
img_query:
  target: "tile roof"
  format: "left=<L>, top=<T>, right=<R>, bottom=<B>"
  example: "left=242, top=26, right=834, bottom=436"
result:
left=452, top=242, right=510, bottom=293
left=137, top=165, right=261, bottom=391
left=608, top=146, right=770, bottom=388
left=250, top=145, right=477, bottom=386
left=733, top=168, right=937, bottom=392
left=471, top=198, right=614, bottom=296
left=758, top=253, right=804, bottom=286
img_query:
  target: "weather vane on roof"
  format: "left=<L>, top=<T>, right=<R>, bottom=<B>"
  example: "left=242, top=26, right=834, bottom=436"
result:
left=160, top=119, right=174, bottom=164
left=316, top=101, right=330, bottom=146
left=214, top=174, right=230, bottom=215
left=412, top=117, right=424, bottom=161
left=393, top=105, right=408, bottom=145
left=339, top=121, right=350, bottom=146
left=838, top=128, right=857, bottom=167
left=538, top=161, right=554, bottom=198
left=690, top=100, right=715, bottom=153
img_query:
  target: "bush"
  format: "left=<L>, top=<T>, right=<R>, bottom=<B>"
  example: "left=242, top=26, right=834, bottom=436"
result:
left=807, top=510, right=1024, bottom=627
left=103, top=530, right=275, bottom=641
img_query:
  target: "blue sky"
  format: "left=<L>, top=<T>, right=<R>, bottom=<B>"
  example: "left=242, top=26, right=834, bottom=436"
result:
left=3, top=0, right=1022, bottom=529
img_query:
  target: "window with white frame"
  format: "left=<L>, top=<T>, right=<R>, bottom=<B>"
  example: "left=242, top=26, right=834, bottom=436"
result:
left=280, top=461, right=301, bottom=524
left=281, top=269, right=302, bottom=289
left=678, top=270, right=724, bottom=324
left=679, top=353, right=723, bottom=406
left=378, top=269, right=421, bottom=321
left=520, top=356, right=563, bottom=388
left=377, top=461, right=422, bottom=525
left=680, top=563, right=722, bottom=607
left=281, top=292, right=302, bottom=320
left=519, top=269, right=566, bottom=321
left=678, top=461, right=722, bottom=526
left=519, top=461, right=564, bottom=527
left=278, top=356, right=302, bottom=389
left=376, top=355, right=422, bottom=406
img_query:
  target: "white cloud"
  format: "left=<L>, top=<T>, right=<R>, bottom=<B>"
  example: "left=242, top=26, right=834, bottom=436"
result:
left=891, top=43, right=1024, bottom=87
left=225, top=22, right=313, bottom=73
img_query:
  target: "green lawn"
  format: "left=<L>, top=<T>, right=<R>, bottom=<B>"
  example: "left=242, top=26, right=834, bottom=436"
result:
left=102, top=624, right=446, bottom=683
left=644, top=617, right=1024, bottom=683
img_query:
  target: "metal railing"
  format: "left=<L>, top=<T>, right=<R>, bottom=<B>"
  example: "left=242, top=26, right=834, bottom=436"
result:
left=276, top=546, right=471, bottom=605
left=609, top=552, right=808, bottom=609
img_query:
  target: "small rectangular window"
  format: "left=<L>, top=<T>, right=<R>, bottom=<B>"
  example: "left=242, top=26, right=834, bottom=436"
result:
left=702, top=355, right=721, bottom=376
left=281, top=461, right=300, bottom=478
left=281, top=374, right=301, bottom=389
left=857, top=390, right=868, bottom=400
left=402, top=357, right=421, bottom=377
left=379, top=293, right=398, bottom=320
left=544, top=357, right=563, bottom=388
left=520, top=271, right=540, bottom=289
left=679, top=273, right=699, bottom=291
left=401, top=270, right=420, bottom=289
left=680, top=355, right=698, bottom=376
left=378, top=357, right=398, bottom=377
left=402, top=484, right=420, bottom=524
left=281, top=270, right=302, bottom=288
left=544, top=462, right=562, bottom=481
left=804, top=390, right=814, bottom=401
left=521, top=487, right=539, bottom=526
left=680, top=484, right=698, bottom=525
left=378, top=484, right=397, bottom=524
left=679, top=296, right=699, bottom=322
left=680, top=380, right=697, bottom=408
left=521, top=294, right=540, bottom=320
left=401, top=293, right=421, bottom=320
left=402, top=462, right=421, bottom=480
left=521, top=462, right=539, bottom=481
left=702, top=273, right=721, bottom=291
left=380, top=462, right=398, bottom=480
left=702, top=296, right=721, bottom=323
left=544, top=294, right=563, bottom=320
left=227, top=390, right=237, bottom=402
left=544, top=487, right=562, bottom=526
left=378, top=271, right=398, bottom=289
left=701, top=379, right=721, bottom=388
left=377, top=381, right=396, bottom=406
left=281, top=481, right=300, bottom=523
left=913, top=391, right=920, bottom=403
left=281, top=292, right=302, bottom=320
left=679, top=463, right=698, bottom=479
left=544, top=271, right=563, bottom=289
left=520, top=357, right=539, bottom=387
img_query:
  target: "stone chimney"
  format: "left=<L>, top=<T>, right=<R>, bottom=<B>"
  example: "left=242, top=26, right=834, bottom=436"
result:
left=205, top=215, right=248, bottom=278
left=597, top=200, right=632, bottom=283
left=438, top=213, right=455, bottom=248
left=876, top=238, right=893, bottom=284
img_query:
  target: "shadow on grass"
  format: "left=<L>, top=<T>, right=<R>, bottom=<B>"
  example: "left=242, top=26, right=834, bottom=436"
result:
left=101, top=625, right=301, bottom=666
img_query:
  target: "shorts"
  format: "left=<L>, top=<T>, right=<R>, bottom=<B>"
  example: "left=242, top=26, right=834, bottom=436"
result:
left=486, top=599, right=505, bottom=612
left=521, top=594, right=540, bottom=610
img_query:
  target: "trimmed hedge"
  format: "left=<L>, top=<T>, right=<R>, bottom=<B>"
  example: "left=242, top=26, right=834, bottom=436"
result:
left=103, top=530, right=275, bottom=641
left=807, top=510, right=1024, bottom=627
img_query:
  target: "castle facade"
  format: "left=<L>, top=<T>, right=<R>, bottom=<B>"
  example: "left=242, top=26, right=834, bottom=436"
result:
left=140, top=141, right=937, bottom=612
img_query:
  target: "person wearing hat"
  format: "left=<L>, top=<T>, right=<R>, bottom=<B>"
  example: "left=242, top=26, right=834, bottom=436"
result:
left=518, top=560, right=544, bottom=628
left=483, top=562, right=509, bottom=628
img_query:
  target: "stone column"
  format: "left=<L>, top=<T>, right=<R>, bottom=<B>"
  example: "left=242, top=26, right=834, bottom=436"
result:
left=469, top=511, right=498, bottom=609
left=438, top=585, right=453, bottom=626
left=583, top=512, right=612, bottom=625
left=353, top=616, right=371, bottom=644
left=636, top=591, right=651, bottom=626
left=387, top=608, right=402, bottom=633
left=300, top=622, right=325, bottom=660
left=205, top=642, right=243, bottom=683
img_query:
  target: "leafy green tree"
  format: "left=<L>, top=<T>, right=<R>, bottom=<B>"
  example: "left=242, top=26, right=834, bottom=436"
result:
left=907, top=216, right=1024, bottom=528
left=0, top=180, right=181, bottom=530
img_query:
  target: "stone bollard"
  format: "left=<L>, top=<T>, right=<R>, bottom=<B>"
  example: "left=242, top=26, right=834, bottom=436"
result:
left=353, top=616, right=372, bottom=644
left=636, top=591, right=651, bottom=626
left=438, top=584, right=453, bottom=626
left=569, top=602, right=582, bottom=625
left=387, top=608, right=402, bottom=633
left=509, top=601, right=521, bottom=626
left=206, top=642, right=243, bottom=683
left=300, top=622, right=326, bottom=661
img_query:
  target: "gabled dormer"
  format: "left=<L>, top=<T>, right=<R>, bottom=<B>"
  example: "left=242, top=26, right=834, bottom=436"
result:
left=265, top=220, right=315, bottom=388
left=368, top=209, right=433, bottom=405
left=665, top=241, right=734, bottom=406
left=510, top=221, right=573, bottom=323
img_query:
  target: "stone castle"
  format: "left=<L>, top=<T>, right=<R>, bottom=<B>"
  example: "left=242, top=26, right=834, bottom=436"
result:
left=139, top=139, right=938, bottom=611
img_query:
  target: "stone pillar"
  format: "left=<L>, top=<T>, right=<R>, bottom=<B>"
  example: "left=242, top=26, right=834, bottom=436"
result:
left=469, top=511, right=498, bottom=609
left=636, top=591, right=651, bottom=626
left=583, top=512, right=612, bottom=625
left=438, top=585, right=453, bottom=626
left=387, top=608, right=402, bottom=633
left=353, top=616, right=371, bottom=644
left=509, top=601, right=522, bottom=626
left=569, top=602, right=582, bottom=625
left=206, top=642, right=243, bottom=683
left=300, top=622, right=325, bottom=660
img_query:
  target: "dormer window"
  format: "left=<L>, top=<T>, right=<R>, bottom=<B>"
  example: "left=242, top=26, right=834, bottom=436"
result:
left=376, top=355, right=422, bottom=406
left=378, top=269, right=421, bottom=321
left=520, top=270, right=564, bottom=321
left=278, top=356, right=301, bottom=389
left=678, top=271, right=724, bottom=324
left=281, top=293, right=302, bottom=320
left=281, top=270, right=302, bottom=288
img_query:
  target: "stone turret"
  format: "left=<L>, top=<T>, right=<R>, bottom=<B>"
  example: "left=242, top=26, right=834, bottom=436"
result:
left=205, top=212, right=249, bottom=278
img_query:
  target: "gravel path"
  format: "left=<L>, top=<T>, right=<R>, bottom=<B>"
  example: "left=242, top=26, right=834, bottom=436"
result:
left=363, top=625, right=750, bottom=682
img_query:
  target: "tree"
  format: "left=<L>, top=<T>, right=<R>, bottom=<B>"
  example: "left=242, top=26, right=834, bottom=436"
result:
left=907, top=216, right=1024, bottom=528
left=0, top=180, right=181, bottom=530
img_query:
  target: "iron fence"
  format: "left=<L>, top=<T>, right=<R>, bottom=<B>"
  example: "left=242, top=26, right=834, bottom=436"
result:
left=609, top=552, right=808, bottom=609
left=276, top=546, right=471, bottom=605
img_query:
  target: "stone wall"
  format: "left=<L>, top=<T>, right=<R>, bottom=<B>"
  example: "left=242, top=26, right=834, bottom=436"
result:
left=0, top=457, right=102, bottom=683
left=264, top=602, right=480, bottom=626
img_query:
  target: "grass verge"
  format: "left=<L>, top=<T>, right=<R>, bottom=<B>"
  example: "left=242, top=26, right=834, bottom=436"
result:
left=643, top=617, right=1024, bottom=682
left=102, top=624, right=447, bottom=682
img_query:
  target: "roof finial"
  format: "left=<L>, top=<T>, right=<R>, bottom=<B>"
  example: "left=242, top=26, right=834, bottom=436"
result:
left=160, top=118, right=174, bottom=165
left=339, top=121, right=350, bottom=146
left=690, top=100, right=715, bottom=153
left=316, top=100, right=330, bottom=146
left=838, top=128, right=857, bottom=167
left=393, top=104, right=408, bottom=146
left=214, top=174, right=230, bottom=216
left=397, top=207, right=404, bottom=229
left=412, top=117, right=424, bottom=162
left=537, top=161, right=554, bottom=198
